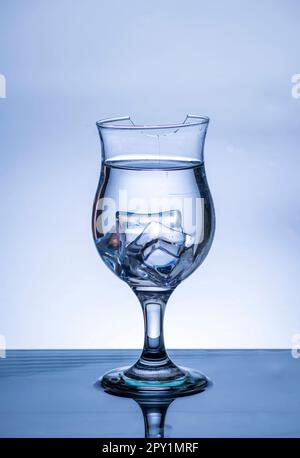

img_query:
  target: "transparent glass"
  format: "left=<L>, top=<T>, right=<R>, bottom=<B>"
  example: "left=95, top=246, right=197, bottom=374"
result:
left=92, top=115, right=215, bottom=397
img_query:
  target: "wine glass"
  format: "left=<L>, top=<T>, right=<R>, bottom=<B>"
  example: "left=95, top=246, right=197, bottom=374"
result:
left=92, top=115, right=215, bottom=397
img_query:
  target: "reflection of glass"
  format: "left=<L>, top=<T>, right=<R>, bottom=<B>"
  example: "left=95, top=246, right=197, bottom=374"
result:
left=136, top=379, right=209, bottom=437
left=135, top=397, right=174, bottom=438
left=92, top=115, right=215, bottom=397
left=98, top=382, right=209, bottom=438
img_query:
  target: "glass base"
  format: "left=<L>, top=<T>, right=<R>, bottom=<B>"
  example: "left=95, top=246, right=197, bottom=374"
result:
left=99, top=365, right=209, bottom=398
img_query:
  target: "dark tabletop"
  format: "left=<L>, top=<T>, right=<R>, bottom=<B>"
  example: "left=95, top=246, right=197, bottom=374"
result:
left=0, top=350, right=299, bottom=438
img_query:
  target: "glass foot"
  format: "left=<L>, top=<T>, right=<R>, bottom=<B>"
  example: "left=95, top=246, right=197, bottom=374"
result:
left=99, top=365, right=209, bottom=398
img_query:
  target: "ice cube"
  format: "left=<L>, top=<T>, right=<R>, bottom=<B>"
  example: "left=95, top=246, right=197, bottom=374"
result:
left=168, top=246, right=194, bottom=280
left=116, top=210, right=183, bottom=247
left=134, top=221, right=185, bottom=247
left=114, top=209, right=197, bottom=285
left=117, top=212, right=146, bottom=247
left=144, top=248, right=177, bottom=268
left=144, top=248, right=178, bottom=277
left=143, top=239, right=182, bottom=258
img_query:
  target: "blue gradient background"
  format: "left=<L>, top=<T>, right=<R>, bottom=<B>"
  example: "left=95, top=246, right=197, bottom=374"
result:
left=0, top=0, right=299, bottom=349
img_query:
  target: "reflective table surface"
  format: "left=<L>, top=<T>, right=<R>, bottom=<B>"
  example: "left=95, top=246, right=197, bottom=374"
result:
left=0, top=350, right=299, bottom=437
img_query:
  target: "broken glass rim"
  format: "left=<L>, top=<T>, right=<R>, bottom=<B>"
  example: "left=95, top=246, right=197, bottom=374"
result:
left=96, top=114, right=209, bottom=130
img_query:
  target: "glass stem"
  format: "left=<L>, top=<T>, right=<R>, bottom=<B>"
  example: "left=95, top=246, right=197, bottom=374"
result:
left=136, top=290, right=171, bottom=366
left=124, top=289, right=185, bottom=381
